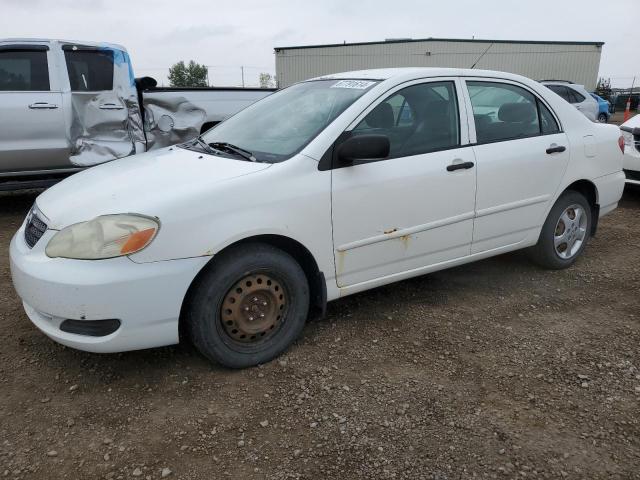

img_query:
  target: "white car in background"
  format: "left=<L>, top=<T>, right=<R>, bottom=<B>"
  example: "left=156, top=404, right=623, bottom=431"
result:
left=10, top=68, right=625, bottom=368
left=542, top=81, right=599, bottom=122
left=620, top=114, right=640, bottom=185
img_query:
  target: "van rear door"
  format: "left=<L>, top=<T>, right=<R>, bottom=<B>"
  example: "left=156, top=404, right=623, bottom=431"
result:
left=62, top=44, right=145, bottom=166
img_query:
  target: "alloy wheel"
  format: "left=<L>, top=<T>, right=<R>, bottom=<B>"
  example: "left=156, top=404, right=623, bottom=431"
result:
left=554, top=204, right=587, bottom=260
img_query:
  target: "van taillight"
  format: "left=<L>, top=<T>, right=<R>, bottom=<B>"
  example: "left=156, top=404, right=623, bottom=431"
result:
left=618, top=136, right=625, bottom=153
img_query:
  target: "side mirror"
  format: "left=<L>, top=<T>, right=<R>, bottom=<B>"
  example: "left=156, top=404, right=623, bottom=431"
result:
left=336, top=134, right=390, bottom=164
left=135, top=76, right=158, bottom=91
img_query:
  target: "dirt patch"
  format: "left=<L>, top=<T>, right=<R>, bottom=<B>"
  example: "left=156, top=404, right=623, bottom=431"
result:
left=1, top=187, right=639, bottom=479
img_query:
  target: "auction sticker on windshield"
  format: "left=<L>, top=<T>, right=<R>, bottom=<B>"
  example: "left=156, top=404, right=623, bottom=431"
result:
left=331, top=80, right=376, bottom=89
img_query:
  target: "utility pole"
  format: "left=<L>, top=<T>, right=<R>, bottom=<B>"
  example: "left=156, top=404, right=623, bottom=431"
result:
left=241, top=66, right=245, bottom=88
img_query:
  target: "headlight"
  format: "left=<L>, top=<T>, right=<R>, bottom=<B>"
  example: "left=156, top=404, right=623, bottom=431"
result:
left=45, top=214, right=159, bottom=260
left=622, top=130, right=634, bottom=148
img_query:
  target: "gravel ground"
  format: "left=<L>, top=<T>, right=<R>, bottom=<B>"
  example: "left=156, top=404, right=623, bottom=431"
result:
left=1, top=187, right=639, bottom=480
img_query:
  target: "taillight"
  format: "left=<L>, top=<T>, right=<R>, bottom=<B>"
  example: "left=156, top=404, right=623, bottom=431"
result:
left=618, top=136, right=625, bottom=153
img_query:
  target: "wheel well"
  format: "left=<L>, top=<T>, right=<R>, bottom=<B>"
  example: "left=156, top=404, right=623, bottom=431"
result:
left=179, top=235, right=326, bottom=340
left=565, top=180, right=599, bottom=235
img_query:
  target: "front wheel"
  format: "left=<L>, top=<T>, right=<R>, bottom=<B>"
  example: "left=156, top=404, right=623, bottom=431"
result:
left=597, top=112, right=608, bottom=123
left=185, top=243, right=310, bottom=368
left=528, top=191, right=592, bottom=270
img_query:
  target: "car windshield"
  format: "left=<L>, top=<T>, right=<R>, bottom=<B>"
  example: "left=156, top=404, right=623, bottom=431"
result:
left=200, top=79, right=379, bottom=163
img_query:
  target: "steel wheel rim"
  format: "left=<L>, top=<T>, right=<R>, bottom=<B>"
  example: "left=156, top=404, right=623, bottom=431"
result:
left=554, top=203, right=587, bottom=260
left=220, top=273, right=286, bottom=344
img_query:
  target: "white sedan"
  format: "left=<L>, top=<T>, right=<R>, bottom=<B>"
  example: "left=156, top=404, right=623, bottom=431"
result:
left=620, top=114, right=640, bottom=185
left=10, top=68, right=626, bottom=368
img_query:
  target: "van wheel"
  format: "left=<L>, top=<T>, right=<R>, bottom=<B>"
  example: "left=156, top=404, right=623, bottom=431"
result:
left=186, top=243, right=309, bottom=368
left=528, top=191, right=592, bottom=270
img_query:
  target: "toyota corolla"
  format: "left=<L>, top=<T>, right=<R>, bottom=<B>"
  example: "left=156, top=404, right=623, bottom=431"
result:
left=10, top=68, right=626, bottom=368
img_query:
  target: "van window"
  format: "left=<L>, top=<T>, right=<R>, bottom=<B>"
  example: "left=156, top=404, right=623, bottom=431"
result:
left=567, top=88, right=585, bottom=104
left=64, top=50, right=114, bottom=91
left=546, top=85, right=571, bottom=102
left=0, top=50, right=50, bottom=91
left=353, top=81, right=460, bottom=158
left=468, top=81, right=544, bottom=143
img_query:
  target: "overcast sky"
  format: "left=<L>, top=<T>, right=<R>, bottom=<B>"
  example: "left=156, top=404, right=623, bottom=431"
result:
left=1, top=0, right=638, bottom=87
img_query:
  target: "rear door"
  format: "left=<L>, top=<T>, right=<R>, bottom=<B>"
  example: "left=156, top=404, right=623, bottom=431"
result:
left=464, top=79, right=570, bottom=253
left=62, top=45, right=143, bottom=166
left=0, top=44, right=69, bottom=173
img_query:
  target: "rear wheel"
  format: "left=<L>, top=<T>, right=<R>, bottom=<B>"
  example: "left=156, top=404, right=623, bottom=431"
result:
left=597, top=112, right=608, bottom=123
left=528, top=191, right=592, bottom=269
left=185, top=243, right=309, bottom=368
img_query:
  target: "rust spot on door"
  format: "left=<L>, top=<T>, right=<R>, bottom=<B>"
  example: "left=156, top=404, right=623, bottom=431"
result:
left=336, top=250, right=345, bottom=276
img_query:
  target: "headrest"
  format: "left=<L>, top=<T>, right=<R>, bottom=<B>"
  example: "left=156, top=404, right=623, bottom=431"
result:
left=498, top=102, right=537, bottom=123
left=367, top=102, right=394, bottom=129
left=424, top=100, right=450, bottom=118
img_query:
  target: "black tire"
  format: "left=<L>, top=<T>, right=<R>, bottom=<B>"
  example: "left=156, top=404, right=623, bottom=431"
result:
left=528, top=191, right=592, bottom=270
left=185, top=243, right=309, bottom=368
left=597, top=113, right=608, bottom=123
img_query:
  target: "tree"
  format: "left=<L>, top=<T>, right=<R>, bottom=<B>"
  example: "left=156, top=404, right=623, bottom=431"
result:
left=168, top=60, right=209, bottom=87
left=595, top=77, right=612, bottom=101
left=259, top=72, right=275, bottom=89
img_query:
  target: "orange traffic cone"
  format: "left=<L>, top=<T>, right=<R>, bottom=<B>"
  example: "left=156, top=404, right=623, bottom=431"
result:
left=624, top=97, right=632, bottom=122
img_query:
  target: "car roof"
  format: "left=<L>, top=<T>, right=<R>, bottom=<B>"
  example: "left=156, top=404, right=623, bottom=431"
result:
left=541, top=80, right=586, bottom=90
left=0, top=38, right=128, bottom=52
left=310, top=67, right=543, bottom=86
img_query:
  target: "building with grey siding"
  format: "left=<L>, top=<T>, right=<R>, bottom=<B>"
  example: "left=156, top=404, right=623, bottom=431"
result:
left=274, top=38, right=603, bottom=90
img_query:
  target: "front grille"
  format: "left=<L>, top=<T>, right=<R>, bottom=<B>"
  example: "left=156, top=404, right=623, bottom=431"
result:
left=24, top=209, right=48, bottom=248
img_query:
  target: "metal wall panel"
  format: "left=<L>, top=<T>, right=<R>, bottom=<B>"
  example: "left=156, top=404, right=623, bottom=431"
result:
left=275, top=40, right=602, bottom=90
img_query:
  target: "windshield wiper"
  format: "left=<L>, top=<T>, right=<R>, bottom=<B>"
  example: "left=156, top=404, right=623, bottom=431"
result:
left=193, top=136, right=218, bottom=155
left=209, top=142, right=257, bottom=162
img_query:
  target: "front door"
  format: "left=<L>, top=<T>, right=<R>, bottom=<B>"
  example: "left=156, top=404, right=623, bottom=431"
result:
left=464, top=79, right=571, bottom=253
left=331, top=79, right=477, bottom=288
left=0, top=45, right=69, bottom=174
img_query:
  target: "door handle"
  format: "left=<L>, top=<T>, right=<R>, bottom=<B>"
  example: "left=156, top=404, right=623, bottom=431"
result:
left=99, top=103, right=125, bottom=110
left=546, top=145, right=566, bottom=154
left=28, top=102, right=58, bottom=109
left=446, top=161, right=474, bottom=172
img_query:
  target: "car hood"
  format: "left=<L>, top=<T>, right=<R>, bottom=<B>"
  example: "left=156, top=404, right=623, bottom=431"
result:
left=36, top=147, right=271, bottom=230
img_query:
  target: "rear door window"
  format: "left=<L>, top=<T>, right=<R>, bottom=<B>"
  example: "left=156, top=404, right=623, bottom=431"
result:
left=539, top=101, right=560, bottom=134
left=468, top=81, right=541, bottom=143
left=0, top=49, right=50, bottom=91
left=64, top=49, right=114, bottom=91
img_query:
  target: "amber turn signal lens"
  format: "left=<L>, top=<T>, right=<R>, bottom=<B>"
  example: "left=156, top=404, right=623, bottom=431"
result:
left=120, top=228, right=156, bottom=255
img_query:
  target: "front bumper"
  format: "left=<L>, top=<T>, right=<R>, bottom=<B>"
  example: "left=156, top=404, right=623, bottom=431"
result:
left=9, top=223, right=210, bottom=353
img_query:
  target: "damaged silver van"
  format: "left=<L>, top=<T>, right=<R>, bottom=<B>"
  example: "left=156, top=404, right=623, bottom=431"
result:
left=0, top=38, right=274, bottom=190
